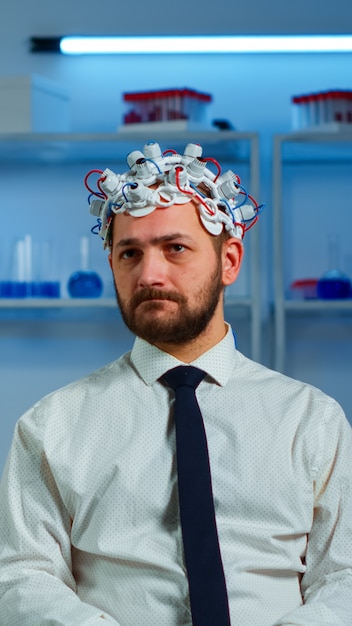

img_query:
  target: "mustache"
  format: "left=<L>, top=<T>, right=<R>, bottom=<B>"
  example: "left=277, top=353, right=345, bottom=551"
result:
left=131, top=288, right=185, bottom=308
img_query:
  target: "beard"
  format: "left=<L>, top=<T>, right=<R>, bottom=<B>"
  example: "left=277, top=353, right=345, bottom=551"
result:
left=114, top=261, right=224, bottom=345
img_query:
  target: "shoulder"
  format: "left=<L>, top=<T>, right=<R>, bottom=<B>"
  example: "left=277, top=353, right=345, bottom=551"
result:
left=231, top=352, right=352, bottom=476
left=233, top=350, right=347, bottom=427
left=17, top=351, right=136, bottom=433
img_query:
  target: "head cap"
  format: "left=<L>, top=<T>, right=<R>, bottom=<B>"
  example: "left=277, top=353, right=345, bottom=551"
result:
left=86, top=141, right=263, bottom=249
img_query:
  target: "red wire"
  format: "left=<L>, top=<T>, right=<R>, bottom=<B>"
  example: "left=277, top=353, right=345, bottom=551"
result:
left=175, top=167, right=193, bottom=196
left=201, top=157, right=221, bottom=182
left=234, top=222, right=246, bottom=237
left=97, top=177, right=108, bottom=199
left=84, top=169, right=107, bottom=199
left=238, top=190, right=258, bottom=209
left=246, top=193, right=258, bottom=208
left=243, top=216, right=258, bottom=232
left=175, top=167, right=215, bottom=216
left=174, top=167, right=215, bottom=216
left=236, top=189, right=260, bottom=232
left=198, top=195, right=216, bottom=216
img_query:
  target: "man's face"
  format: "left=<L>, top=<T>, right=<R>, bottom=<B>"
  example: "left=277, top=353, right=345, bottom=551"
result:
left=108, top=202, right=241, bottom=347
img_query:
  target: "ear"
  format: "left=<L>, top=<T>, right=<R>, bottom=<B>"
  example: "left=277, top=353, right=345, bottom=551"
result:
left=221, top=237, right=244, bottom=287
left=108, top=253, right=113, bottom=270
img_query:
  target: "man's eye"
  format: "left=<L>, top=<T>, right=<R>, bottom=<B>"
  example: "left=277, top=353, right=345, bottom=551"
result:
left=121, top=249, right=137, bottom=259
left=170, top=244, right=185, bottom=253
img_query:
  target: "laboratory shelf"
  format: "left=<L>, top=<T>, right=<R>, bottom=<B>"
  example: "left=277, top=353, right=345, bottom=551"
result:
left=0, top=298, right=118, bottom=309
left=284, top=299, right=352, bottom=312
left=272, top=130, right=352, bottom=372
left=0, top=296, right=258, bottom=340
left=0, top=130, right=257, bottom=164
left=0, top=295, right=254, bottom=311
left=277, top=129, right=352, bottom=163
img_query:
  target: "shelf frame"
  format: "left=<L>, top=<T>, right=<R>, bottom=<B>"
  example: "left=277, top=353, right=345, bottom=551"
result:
left=0, top=130, right=258, bottom=164
left=272, top=131, right=352, bottom=373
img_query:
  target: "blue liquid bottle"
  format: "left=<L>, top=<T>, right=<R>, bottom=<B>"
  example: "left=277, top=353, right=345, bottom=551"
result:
left=317, top=234, right=351, bottom=299
left=67, top=236, right=103, bottom=298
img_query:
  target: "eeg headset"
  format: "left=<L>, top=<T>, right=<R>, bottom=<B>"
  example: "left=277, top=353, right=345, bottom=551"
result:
left=85, top=141, right=264, bottom=250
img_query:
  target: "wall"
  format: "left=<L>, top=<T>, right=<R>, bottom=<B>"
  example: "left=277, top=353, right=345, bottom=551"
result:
left=1, top=0, right=352, bottom=470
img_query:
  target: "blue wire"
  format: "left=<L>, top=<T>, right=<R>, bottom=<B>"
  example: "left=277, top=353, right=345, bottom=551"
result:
left=190, top=182, right=206, bottom=197
left=235, top=183, right=249, bottom=208
left=144, top=158, right=162, bottom=174
left=190, top=183, right=265, bottom=227
left=219, top=198, right=236, bottom=223
left=91, top=218, right=102, bottom=235
left=88, top=191, right=105, bottom=204
left=256, top=203, right=266, bottom=215
left=242, top=203, right=266, bottom=223
left=122, top=182, right=138, bottom=201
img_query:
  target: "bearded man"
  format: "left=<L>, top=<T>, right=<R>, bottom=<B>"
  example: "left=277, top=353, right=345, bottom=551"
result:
left=1, top=142, right=352, bottom=626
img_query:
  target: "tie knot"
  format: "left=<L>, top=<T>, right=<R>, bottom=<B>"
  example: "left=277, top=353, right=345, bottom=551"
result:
left=162, top=365, right=206, bottom=391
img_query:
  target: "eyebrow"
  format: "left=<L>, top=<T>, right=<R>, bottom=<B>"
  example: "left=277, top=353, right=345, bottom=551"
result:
left=115, top=233, right=196, bottom=248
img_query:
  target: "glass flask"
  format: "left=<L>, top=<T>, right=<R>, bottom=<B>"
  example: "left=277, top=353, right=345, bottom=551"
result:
left=317, top=233, right=351, bottom=299
left=67, top=236, right=103, bottom=298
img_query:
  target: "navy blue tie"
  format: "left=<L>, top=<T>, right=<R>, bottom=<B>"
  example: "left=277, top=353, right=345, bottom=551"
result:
left=162, top=366, right=231, bottom=626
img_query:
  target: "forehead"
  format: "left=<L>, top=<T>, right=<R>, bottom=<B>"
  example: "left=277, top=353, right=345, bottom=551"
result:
left=112, top=201, right=210, bottom=243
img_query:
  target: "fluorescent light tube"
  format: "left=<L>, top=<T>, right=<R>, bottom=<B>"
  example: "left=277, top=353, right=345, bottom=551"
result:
left=59, top=35, right=352, bottom=55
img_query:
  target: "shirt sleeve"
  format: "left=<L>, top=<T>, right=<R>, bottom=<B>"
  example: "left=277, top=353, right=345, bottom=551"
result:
left=0, top=406, right=121, bottom=626
left=274, top=398, right=352, bottom=626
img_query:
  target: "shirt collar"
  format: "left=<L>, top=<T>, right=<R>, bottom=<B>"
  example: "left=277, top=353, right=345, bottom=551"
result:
left=130, top=324, right=237, bottom=387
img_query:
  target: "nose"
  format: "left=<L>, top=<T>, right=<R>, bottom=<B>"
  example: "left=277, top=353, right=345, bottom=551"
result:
left=137, top=249, right=167, bottom=289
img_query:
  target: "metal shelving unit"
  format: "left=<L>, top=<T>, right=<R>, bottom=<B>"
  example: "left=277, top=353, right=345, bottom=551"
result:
left=0, top=298, right=117, bottom=309
left=272, top=130, right=352, bottom=372
left=0, top=131, right=262, bottom=361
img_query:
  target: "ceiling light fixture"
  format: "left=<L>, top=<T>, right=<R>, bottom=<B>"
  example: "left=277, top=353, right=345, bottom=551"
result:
left=29, top=35, right=352, bottom=55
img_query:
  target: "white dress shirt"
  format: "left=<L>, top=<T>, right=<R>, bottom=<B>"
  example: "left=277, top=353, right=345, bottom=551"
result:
left=1, top=325, right=352, bottom=626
